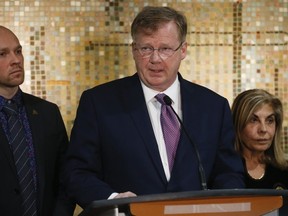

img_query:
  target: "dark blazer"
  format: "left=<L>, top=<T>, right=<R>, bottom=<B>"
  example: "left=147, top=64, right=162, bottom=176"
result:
left=65, top=73, right=245, bottom=208
left=0, top=93, right=75, bottom=216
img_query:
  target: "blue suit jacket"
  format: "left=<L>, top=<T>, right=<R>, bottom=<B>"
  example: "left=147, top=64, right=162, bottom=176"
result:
left=0, top=93, right=75, bottom=216
left=65, top=73, right=244, bottom=208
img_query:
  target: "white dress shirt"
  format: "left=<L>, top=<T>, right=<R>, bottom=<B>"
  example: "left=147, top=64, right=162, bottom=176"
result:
left=141, top=77, right=182, bottom=180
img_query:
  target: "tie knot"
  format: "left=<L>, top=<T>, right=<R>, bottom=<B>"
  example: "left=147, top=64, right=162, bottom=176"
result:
left=155, top=93, right=167, bottom=105
left=2, top=102, right=18, bottom=116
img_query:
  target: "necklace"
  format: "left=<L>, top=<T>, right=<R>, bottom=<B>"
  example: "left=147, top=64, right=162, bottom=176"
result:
left=247, top=165, right=265, bottom=180
left=257, top=172, right=265, bottom=179
left=248, top=170, right=265, bottom=179
left=244, top=155, right=266, bottom=180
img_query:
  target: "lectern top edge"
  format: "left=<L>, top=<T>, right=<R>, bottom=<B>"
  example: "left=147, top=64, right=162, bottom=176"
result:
left=85, top=188, right=288, bottom=209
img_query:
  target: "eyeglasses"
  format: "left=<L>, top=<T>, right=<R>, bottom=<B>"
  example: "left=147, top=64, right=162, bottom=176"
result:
left=133, top=42, right=183, bottom=59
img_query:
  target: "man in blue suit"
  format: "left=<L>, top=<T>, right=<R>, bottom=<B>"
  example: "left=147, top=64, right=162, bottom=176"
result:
left=65, top=6, right=245, bottom=208
left=0, top=26, right=75, bottom=215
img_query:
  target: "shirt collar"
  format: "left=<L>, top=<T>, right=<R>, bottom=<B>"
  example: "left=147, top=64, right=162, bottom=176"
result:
left=141, top=76, right=180, bottom=105
left=0, top=88, right=23, bottom=110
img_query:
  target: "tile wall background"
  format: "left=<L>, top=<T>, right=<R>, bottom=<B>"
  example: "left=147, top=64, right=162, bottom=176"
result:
left=1, top=0, right=287, bottom=214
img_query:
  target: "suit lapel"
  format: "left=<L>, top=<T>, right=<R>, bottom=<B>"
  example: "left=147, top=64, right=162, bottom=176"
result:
left=179, top=78, right=199, bottom=139
left=169, top=76, right=200, bottom=179
left=0, top=125, right=18, bottom=178
left=121, top=74, right=167, bottom=183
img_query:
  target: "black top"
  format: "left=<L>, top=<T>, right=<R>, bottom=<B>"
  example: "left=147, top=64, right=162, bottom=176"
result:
left=243, top=159, right=288, bottom=189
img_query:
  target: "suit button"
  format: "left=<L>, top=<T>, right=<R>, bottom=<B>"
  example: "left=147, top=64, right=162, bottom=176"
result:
left=14, top=188, right=20, bottom=194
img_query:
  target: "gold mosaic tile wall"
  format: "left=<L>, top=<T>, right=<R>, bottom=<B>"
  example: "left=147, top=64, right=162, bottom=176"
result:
left=1, top=0, right=287, bottom=154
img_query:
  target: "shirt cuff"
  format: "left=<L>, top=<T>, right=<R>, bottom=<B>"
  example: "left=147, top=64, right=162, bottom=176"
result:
left=108, top=192, right=119, bottom=200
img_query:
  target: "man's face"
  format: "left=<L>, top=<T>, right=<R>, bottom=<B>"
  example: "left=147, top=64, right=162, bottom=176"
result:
left=132, top=21, right=187, bottom=92
left=0, top=27, right=24, bottom=92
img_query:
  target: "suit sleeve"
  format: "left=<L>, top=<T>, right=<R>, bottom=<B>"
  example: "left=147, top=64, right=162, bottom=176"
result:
left=51, top=104, right=76, bottom=216
left=64, top=90, right=115, bottom=208
left=208, top=99, right=245, bottom=189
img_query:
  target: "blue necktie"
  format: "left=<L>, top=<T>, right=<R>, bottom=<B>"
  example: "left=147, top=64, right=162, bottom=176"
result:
left=155, top=94, right=180, bottom=172
left=3, top=102, right=37, bottom=216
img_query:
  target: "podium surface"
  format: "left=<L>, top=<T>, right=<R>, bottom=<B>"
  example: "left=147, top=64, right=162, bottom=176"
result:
left=79, top=189, right=288, bottom=216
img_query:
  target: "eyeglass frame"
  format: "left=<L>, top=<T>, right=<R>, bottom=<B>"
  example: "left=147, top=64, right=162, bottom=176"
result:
left=132, top=42, right=184, bottom=59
